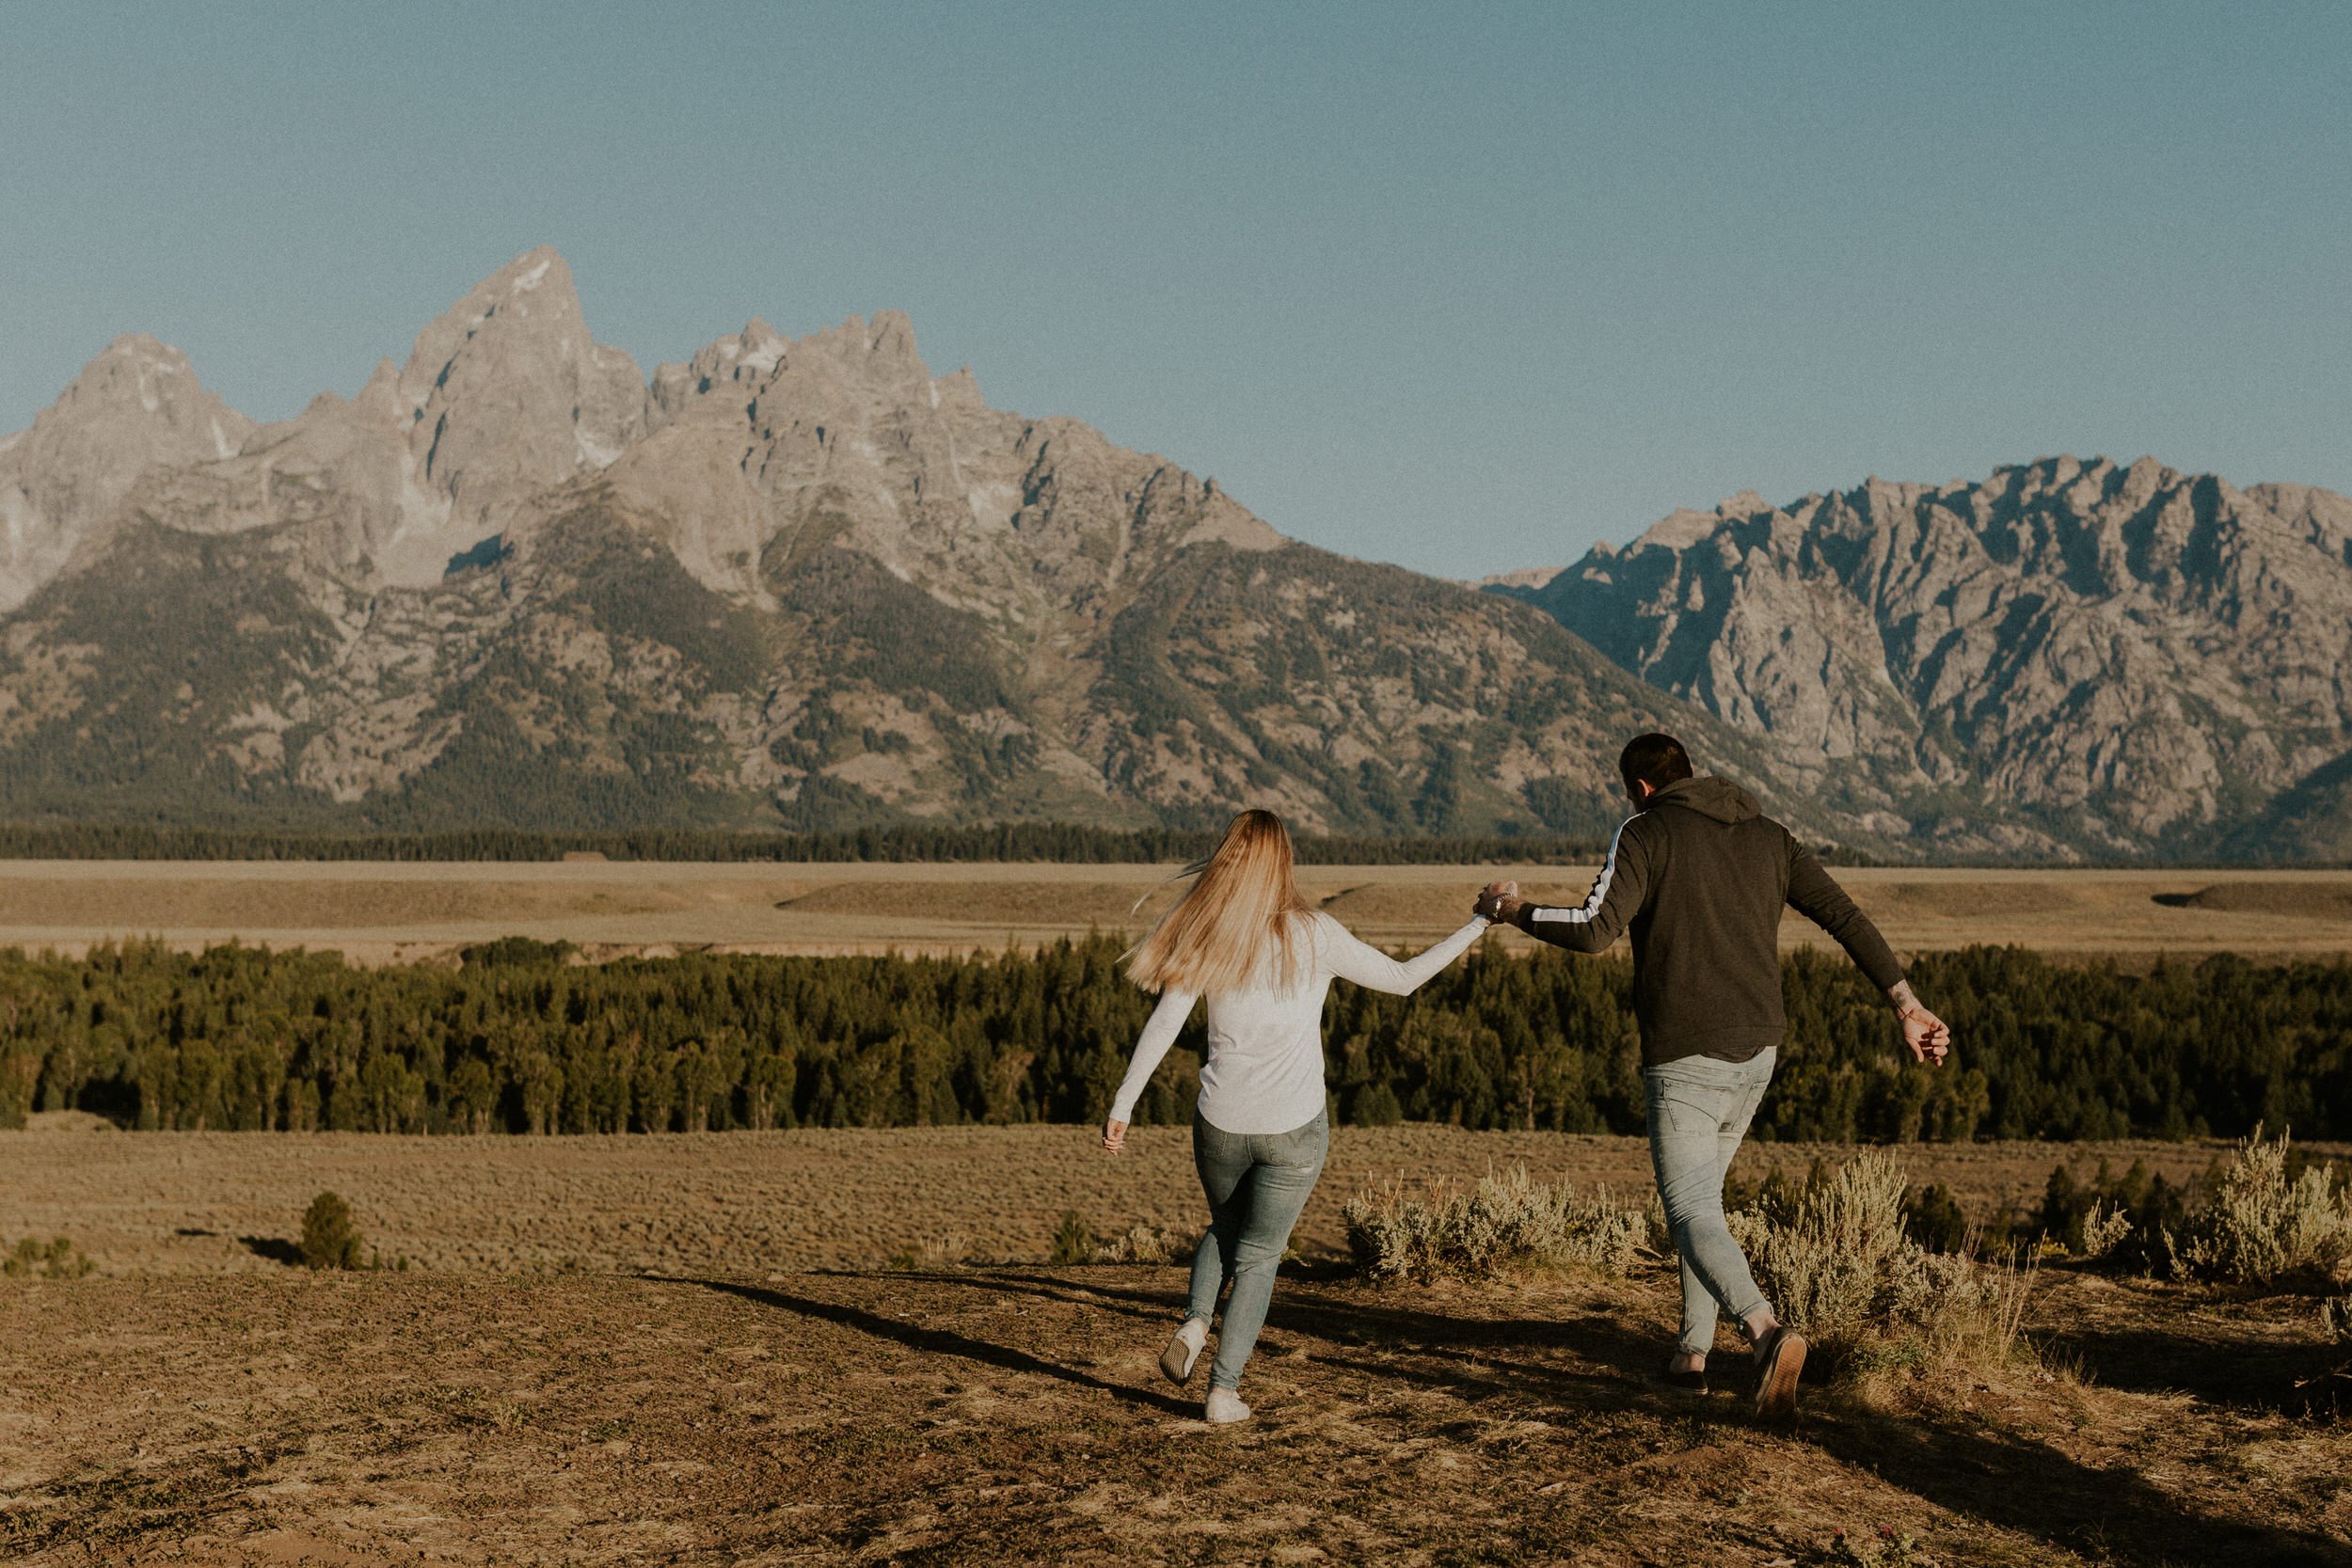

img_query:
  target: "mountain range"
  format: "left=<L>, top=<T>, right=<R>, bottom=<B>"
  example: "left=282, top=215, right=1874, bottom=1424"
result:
left=4, top=246, right=2345, bottom=860
left=1496, top=463, right=2352, bottom=860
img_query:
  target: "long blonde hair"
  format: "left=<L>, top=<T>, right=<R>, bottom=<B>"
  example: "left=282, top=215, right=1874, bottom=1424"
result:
left=1125, top=809, right=1315, bottom=995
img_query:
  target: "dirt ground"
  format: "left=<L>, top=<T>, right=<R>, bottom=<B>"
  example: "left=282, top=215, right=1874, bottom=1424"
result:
left=5, top=861, right=2352, bottom=964
left=1, top=1123, right=2296, bottom=1278
left=2, top=1261, right=2345, bottom=1565
left=4, top=1128, right=2349, bottom=1563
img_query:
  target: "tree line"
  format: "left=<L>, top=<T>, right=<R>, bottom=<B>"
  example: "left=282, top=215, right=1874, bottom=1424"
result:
left=0, top=821, right=1610, bottom=866
left=2, top=938, right=2343, bottom=1142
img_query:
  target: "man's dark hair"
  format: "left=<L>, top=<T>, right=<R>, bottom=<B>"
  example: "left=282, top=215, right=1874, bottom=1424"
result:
left=1619, top=733, right=1693, bottom=795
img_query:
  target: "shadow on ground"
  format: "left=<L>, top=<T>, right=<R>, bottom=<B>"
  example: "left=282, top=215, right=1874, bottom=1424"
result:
left=2041, top=1309, right=2352, bottom=1418
left=239, top=1235, right=302, bottom=1266
left=759, top=1266, right=2352, bottom=1568
left=648, top=1275, right=1199, bottom=1417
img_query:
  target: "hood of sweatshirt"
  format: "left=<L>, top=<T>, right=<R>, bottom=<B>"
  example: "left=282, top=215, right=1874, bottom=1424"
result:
left=1648, top=774, right=1761, bottom=825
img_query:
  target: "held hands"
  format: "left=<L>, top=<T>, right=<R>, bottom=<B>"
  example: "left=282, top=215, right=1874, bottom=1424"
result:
left=1101, top=1117, right=1128, bottom=1155
left=1473, top=879, right=1527, bottom=927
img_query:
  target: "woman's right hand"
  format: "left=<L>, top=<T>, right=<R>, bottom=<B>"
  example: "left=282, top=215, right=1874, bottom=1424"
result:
left=1101, top=1117, right=1128, bottom=1154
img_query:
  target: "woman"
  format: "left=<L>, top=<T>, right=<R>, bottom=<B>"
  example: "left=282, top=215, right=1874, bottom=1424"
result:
left=1101, top=809, right=1495, bottom=1423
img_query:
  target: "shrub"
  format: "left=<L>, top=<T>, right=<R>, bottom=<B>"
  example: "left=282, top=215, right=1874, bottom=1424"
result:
left=1343, top=1164, right=1645, bottom=1284
left=3, top=1236, right=95, bottom=1279
left=1875, top=1247, right=2040, bottom=1376
left=2075, top=1200, right=2134, bottom=1261
left=2173, top=1126, right=2352, bottom=1288
left=1731, top=1151, right=1913, bottom=1349
left=1047, top=1211, right=1094, bottom=1267
left=1091, top=1224, right=1190, bottom=1265
left=299, top=1191, right=365, bottom=1270
left=888, top=1232, right=972, bottom=1271
left=2323, top=1295, right=2351, bottom=1345
left=2035, top=1155, right=2202, bottom=1270
left=1734, top=1152, right=2038, bottom=1378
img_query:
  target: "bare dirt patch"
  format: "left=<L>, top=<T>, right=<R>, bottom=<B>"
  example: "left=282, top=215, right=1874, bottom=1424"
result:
left=0, top=1265, right=2344, bottom=1565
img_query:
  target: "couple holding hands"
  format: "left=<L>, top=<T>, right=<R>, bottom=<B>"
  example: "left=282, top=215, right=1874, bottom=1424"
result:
left=1098, top=734, right=1952, bottom=1424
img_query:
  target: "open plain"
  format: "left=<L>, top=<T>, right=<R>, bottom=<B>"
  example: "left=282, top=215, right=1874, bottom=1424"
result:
left=7, top=1121, right=2318, bottom=1279
left=4, top=860, right=2352, bottom=964
left=5, top=866, right=2351, bottom=1564
left=4, top=1120, right=2349, bottom=1565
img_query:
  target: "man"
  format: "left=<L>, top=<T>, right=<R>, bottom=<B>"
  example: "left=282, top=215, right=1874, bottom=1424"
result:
left=1472, top=734, right=1950, bottom=1418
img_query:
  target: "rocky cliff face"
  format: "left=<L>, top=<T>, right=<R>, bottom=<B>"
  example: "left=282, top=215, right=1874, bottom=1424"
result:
left=0, top=248, right=1838, bottom=847
left=0, top=335, right=255, bottom=612
left=1509, top=459, right=2352, bottom=857
left=76, top=247, right=652, bottom=594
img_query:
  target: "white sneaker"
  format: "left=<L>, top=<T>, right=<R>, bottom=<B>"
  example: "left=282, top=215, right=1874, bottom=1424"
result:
left=1160, top=1319, right=1207, bottom=1385
left=1204, top=1387, right=1252, bottom=1424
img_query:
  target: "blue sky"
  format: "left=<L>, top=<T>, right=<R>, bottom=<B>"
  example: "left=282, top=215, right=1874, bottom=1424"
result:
left=4, top=2, right=2344, bottom=577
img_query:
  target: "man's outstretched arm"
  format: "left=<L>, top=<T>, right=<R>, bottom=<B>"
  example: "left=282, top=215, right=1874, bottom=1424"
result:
left=1787, top=843, right=1950, bottom=1065
left=1473, top=820, right=1651, bottom=954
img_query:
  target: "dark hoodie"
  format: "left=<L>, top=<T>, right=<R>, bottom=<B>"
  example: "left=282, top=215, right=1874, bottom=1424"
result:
left=1511, top=775, right=1905, bottom=1067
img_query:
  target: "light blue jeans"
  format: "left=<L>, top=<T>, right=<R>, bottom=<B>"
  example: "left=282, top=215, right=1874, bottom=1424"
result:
left=1645, top=1048, right=1776, bottom=1357
left=1186, top=1108, right=1328, bottom=1391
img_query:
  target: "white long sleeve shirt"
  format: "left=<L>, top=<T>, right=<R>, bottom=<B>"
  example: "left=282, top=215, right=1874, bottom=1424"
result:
left=1107, top=911, right=1491, bottom=1134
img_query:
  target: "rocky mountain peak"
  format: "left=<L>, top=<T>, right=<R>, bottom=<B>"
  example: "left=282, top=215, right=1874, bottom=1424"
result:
left=14, top=247, right=2352, bottom=858
left=648, top=318, right=789, bottom=418
left=353, top=357, right=404, bottom=422
left=1475, top=564, right=1566, bottom=592
left=1625, top=507, right=1720, bottom=555
left=0, top=333, right=257, bottom=611
left=1518, top=458, right=2352, bottom=856
left=392, top=247, right=579, bottom=414
left=48, top=334, right=250, bottom=451
left=770, top=310, right=930, bottom=390
left=371, top=246, right=648, bottom=582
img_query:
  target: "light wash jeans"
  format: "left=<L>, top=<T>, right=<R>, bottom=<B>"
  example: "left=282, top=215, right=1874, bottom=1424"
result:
left=1644, top=1048, right=1776, bottom=1357
left=1186, top=1107, right=1328, bottom=1391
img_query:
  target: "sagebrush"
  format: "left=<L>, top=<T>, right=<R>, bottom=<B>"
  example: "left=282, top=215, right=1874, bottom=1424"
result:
left=3, top=1236, right=95, bottom=1279
left=888, top=1232, right=973, bottom=1270
left=1343, top=1165, right=1645, bottom=1284
left=2323, top=1295, right=2351, bottom=1345
left=1732, top=1151, right=2036, bottom=1377
left=2170, top=1126, right=2351, bottom=1287
left=1090, top=1224, right=1190, bottom=1265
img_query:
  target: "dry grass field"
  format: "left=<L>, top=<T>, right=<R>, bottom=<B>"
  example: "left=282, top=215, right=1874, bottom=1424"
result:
left=4, top=860, right=2352, bottom=963
left=4, top=1122, right=2349, bottom=1565
left=0, top=1120, right=2312, bottom=1280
